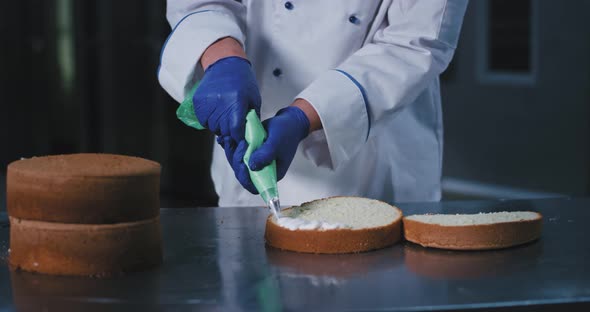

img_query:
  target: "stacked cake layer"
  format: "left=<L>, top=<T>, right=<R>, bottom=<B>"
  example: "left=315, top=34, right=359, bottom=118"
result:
left=7, top=153, right=163, bottom=277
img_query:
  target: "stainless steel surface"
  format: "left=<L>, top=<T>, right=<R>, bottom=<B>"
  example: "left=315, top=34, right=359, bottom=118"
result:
left=1, top=198, right=590, bottom=311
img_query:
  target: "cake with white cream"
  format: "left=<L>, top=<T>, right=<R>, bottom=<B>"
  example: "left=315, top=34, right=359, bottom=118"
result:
left=265, top=197, right=403, bottom=254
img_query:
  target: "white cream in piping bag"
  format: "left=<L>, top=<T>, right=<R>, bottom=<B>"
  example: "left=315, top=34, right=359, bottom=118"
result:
left=275, top=217, right=352, bottom=231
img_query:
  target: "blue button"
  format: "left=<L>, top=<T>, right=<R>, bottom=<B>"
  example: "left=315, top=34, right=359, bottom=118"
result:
left=273, top=68, right=282, bottom=77
left=284, top=2, right=294, bottom=10
left=349, top=15, right=359, bottom=24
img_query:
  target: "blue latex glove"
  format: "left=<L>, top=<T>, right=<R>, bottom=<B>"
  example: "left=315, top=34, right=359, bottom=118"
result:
left=219, top=106, right=310, bottom=194
left=217, top=136, right=259, bottom=194
left=194, top=56, right=261, bottom=142
left=250, top=106, right=310, bottom=180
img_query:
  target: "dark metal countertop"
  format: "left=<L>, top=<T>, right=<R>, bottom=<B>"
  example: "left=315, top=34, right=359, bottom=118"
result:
left=1, top=198, right=590, bottom=311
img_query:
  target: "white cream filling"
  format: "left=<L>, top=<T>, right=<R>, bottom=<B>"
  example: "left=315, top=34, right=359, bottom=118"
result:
left=275, top=217, right=352, bottom=231
left=273, top=197, right=399, bottom=231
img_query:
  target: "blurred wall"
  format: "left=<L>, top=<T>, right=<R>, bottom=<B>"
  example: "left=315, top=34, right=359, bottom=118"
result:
left=0, top=0, right=218, bottom=206
left=441, top=0, right=590, bottom=198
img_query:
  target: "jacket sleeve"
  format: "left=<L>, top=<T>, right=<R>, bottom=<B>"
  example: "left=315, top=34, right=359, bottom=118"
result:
left=158, top=0, right=246, bottom=103
left=296, top=0, right=468, bottom=169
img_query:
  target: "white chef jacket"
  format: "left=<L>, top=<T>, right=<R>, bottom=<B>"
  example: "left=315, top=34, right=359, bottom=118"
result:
left=158, top=0, right=468, bottom=206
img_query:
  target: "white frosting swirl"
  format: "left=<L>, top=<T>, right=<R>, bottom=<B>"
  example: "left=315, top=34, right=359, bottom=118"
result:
left=276, top=217, right=352, bottom=231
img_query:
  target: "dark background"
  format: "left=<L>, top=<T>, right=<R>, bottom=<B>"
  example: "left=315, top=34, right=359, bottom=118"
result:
left=1, top=0, right=588, bottom=209
left=0, top=0, right=217, bottom=207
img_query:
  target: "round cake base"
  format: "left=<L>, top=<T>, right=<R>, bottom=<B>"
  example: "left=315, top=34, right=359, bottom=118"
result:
left=265, top=197, right=403, bottom=254
left=402, top=215, right=542, bottom=250
left=9, top=216, right=163, bottom=277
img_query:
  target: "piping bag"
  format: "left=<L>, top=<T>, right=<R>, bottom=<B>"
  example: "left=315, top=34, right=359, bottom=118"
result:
left=176, top=83, right=281, bottom=218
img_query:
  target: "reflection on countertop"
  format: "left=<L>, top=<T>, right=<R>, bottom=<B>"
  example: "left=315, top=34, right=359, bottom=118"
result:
left=404, top=240, right=543, bottom=280
left=265, top=244, right=404, bottom=286
left=0, top=198, right=589, bottom=311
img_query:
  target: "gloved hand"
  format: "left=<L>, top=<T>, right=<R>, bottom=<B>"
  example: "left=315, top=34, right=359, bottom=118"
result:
left=250, top=106, right=310, bottom=180
left=194, top=56, right=261, bottom=142
left=217, top=136, right=259, bottom=194
left=219, top=106, right=310, bottom=194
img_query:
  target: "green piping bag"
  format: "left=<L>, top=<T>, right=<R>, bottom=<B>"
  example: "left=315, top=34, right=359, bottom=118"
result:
left=177, top=83, right=281, bottom=217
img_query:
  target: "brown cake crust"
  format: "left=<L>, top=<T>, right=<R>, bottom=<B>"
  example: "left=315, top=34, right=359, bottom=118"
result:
left=9, top=216, right=163, bottom=277
left=7, top=154, right=161, bottom=224
left=265, top=199, right=403, bottom=254
left=402, top=213, right=543, bottom=250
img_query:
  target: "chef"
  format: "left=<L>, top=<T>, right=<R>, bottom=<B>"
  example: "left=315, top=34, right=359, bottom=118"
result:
left=158, top=0, right=468, bottom=206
